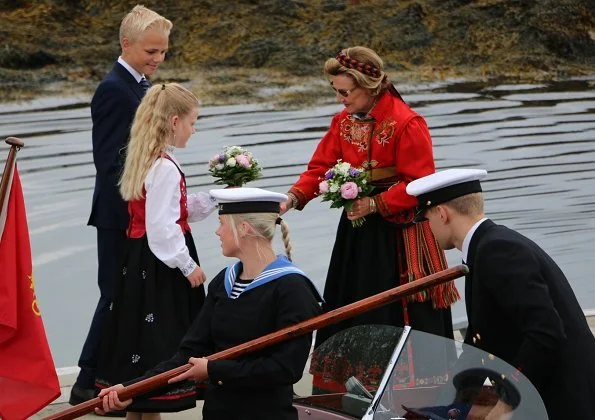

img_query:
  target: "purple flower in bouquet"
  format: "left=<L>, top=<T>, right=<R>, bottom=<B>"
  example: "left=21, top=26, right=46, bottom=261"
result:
left=340, top=182, right=359, bottom=200
left=209, top=154, right=224, bottom=170
left=324, top=170, right=334, bottom=180
left=348, top=167, right=360, bottom=177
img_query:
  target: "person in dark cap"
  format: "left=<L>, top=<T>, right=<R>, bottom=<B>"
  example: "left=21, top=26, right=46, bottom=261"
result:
left=406, top=168, right=595, bottom=419
left=95, top=187, right=323, bottom=420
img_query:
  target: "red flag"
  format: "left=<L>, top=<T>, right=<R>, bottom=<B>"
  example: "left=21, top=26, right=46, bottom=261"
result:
left=0, top=165, right=60, bottom=419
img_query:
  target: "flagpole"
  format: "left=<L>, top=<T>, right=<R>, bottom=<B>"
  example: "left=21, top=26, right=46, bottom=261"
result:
left=44, top=264, right=468, bottom=420
left=0, top=137, right=25, bottom=215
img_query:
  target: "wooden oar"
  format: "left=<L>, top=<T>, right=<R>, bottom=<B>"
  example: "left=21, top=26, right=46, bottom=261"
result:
left=44, top=264, right=468, bottom=420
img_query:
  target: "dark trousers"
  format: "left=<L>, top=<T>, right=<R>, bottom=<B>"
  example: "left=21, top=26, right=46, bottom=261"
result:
left=75, top=228, right=126, bottom=388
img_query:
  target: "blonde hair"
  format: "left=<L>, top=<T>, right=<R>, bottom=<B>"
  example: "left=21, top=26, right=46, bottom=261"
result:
left=444, top=193, right=485, bottom=216
left=324, top=46, right=389, bottom=97
left=119, top=5, right=173, bottom=45
left=119, top=83, right=198, bottom=200
left=225, top=213, right=293, bottom=261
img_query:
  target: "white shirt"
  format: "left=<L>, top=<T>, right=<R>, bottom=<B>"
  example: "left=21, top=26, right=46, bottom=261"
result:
left=461, top=218, right=488, bottom=263
left=145, top=149, right=216, bottom=276
left=117, top=56, right=144, bottom=83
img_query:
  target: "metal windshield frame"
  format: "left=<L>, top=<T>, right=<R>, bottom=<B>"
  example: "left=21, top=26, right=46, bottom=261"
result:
left=361, top=325, right=411, bottom=420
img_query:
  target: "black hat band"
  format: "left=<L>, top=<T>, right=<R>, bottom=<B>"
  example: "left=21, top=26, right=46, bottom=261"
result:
left=417, top=180, right=483, bottom=209
left=218, top=201, right=281, bottom=215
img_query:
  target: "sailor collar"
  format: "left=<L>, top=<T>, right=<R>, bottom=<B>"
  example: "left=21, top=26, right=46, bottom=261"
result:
left=224, top=255, right=323, bottom=301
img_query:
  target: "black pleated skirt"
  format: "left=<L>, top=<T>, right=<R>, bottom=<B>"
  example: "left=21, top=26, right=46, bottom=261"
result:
left=312, top=211, right=456, bottom=393
left=96, top=232, right=204, bottom=412
left=314, top=210, right=454, bottom=347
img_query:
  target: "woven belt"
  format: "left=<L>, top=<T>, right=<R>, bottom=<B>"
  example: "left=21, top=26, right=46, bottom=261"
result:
left=367, top=166, right=397, bottom=182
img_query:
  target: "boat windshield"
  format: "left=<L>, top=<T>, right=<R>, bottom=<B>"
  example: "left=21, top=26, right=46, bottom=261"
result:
left=298, top=325, right=548, bottom=419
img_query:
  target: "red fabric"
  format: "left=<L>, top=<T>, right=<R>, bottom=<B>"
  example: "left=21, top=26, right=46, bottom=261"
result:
left=127, top=155, right=190, bottom=239
left=0, top=166, right=60, bottom=419
left=127, top=185, right=148, bottom=238
left=290, top=91, right=434, bottom=224
left=401, top=222, right=459, bottom=308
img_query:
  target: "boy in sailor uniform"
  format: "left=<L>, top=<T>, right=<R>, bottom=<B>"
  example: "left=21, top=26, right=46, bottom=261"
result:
left=96, top=188, right=323, bottom=420
left=406, top=168, right=595, bottom=419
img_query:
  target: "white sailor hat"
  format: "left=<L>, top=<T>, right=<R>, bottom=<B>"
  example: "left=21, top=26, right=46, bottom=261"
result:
left=406, top=168, right=488, bottom=222
left=210, top=187, right=288, bottom=214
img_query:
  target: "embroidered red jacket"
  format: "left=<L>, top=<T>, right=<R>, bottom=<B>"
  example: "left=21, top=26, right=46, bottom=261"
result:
left=289, top=91, right=435, bottom=224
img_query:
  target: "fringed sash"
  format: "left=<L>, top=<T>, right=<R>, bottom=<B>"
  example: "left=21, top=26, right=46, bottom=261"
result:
left=401, top=221, right=460, bottom=309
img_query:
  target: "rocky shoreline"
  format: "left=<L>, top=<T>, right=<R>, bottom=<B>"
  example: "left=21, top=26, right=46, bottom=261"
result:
left=1, top=0, right=593, bottom=106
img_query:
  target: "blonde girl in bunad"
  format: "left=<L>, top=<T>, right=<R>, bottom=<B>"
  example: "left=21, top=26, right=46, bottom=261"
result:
left=95, top=83, right=215, bottom=419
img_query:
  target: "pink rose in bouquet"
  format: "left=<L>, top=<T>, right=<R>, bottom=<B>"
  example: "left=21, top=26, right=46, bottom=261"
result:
left=235, top=154, right=251, bottom=168
left=340, top=182, right=358, bottom=200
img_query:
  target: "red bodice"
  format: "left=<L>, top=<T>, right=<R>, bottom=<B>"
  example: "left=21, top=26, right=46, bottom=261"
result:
left=127, top=154, right=191, bottom=238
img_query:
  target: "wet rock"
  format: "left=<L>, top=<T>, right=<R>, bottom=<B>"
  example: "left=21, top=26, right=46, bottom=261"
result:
left=1, top=0, right=25, bottom=10
left=234, top=39, right=282, bottom=68
left=0, top=46, right=58, bottom=70
left=321, top=0, right=346, bottom=12
left=1, top=0, right=593, bottom=94
left=525, top=0, right=595, bottom=62
left=272, top=44, right=328, bottom=75
left=382, top=3, right=433, bottom=51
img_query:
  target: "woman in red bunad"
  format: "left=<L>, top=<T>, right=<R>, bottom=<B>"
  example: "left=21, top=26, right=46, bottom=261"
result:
left=280, top=46, right=461, bottom=391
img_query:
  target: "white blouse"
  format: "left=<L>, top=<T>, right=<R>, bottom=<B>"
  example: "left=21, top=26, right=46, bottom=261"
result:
left=144, top=151, right=216, bottom=277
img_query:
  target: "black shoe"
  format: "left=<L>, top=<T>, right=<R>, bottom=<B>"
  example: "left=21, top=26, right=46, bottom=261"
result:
left=69, top=384, right=97, bottom=405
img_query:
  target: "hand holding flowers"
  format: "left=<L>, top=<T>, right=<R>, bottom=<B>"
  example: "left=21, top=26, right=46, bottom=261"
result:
left=208, top=146, right=262, bottom=187
left=318, top=160, right=374, bottom=227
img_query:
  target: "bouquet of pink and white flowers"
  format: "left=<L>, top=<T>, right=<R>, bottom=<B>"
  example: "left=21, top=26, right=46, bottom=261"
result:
left=208, top=146, right=262, bottom=187
left=319, top=160, right=374, bottom=227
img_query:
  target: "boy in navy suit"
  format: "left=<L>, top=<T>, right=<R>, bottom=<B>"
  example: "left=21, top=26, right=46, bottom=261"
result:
left=71, top=5, right=172, bottom=405
left=406, top=168, right=595, bottom=419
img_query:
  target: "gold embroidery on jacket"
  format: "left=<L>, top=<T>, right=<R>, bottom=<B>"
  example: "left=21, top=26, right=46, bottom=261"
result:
left=340, top=117, right=374, bottom=152
left=374, top=119, right=397, bottom=147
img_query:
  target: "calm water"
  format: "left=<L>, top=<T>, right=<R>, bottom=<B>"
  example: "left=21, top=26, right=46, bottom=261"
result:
left=1, top=78, right=594, bottom=368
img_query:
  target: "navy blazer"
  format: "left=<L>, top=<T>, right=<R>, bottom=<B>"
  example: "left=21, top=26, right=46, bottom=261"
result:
left=88, top=62, right=147, bottom=230
left=464, top=219, right=595, bottom=418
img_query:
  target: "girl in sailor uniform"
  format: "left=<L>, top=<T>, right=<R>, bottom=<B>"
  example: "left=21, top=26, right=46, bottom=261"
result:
left=95, top=83, right=216, bottom=416
left=96, top=188, right=323, bottom=420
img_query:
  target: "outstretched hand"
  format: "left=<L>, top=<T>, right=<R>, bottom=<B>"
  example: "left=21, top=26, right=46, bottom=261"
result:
left=95, top=384, right=131, bottom=415
left=169, top=357, right=210, bottom=384
left=279, top=199, right=292, bottom=216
